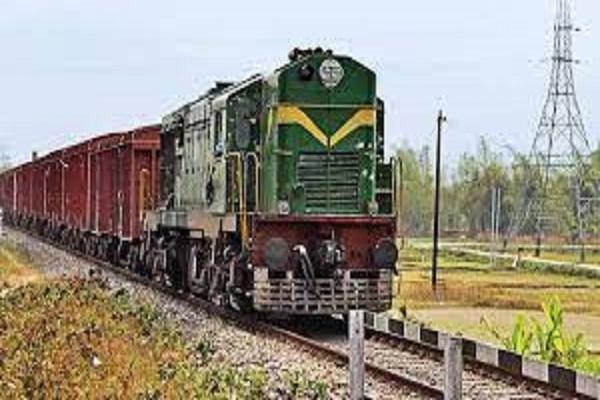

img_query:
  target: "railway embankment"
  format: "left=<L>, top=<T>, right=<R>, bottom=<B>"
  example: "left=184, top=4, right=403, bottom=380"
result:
left=0, top=230, right=424, bottom=399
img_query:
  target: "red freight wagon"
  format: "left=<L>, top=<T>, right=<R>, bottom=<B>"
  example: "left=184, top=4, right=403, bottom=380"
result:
left=0, top=170, right=11, bottom=211
left=16, top=164, right=34, bottom=218
left=0, top=170, right=15, bottom=213
left=1, top=125, right=160, bottom=267
left=89, top=125, right=160, bottom=240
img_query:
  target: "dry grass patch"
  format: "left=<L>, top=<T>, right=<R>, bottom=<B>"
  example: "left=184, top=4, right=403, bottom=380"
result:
left=0, top=240, right=40, bottom=289
left=398, top=267, right=600, bottom=314
left=398, top=244, right=600, bottom=313
left=0, top=279, right=327, bottom=399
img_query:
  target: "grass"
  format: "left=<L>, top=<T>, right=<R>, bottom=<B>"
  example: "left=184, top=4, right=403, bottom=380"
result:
left=525, top=250, right=600, bottom=265
left=394, top=243, right=600, bottom=364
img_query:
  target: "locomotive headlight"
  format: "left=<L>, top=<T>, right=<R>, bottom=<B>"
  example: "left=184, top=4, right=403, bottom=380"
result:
left=373, top=238, right=398, bottom=270
left=265, top=237, right=290, bottom=271
left=278, top=200, right=290, bottom=215
left=298, top=64, right=315, bottom=81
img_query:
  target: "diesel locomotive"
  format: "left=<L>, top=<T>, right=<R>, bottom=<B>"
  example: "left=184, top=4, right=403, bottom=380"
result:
left=149, top=48, right=400, bottom=314
left=0, top=49, right=401, bottom=315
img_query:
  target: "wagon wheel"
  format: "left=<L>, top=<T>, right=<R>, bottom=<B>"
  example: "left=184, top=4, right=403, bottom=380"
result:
left=142, top=251, right=154, bottom=279
left=129, top=246, right=139, bottom=272
left=187, top=245, right=200, bottom=292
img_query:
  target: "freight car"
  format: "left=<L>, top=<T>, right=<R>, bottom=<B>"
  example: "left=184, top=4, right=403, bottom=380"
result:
left=0, top=126, right=161, bottom=264
left=145, top=48, right=400, bottom=314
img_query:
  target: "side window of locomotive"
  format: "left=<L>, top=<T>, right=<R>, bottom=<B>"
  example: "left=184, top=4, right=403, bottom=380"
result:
left=213, top=111, right=224, bottom=157
left=234, top=108, right=254, bottom=150
left=175, top=116, right=185, bottom=148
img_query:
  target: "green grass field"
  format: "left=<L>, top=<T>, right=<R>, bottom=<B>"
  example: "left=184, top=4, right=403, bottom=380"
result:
left=393, top=242, right=600, bottom=372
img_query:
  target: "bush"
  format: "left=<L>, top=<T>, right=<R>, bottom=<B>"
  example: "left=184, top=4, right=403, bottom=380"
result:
left=0, top=279, right=328, bottom=399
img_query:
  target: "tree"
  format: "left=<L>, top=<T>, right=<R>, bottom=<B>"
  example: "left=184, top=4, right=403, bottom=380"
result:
left=452, top=137, right=510, bottom=236
left=396, top=144, right=433, bottom=236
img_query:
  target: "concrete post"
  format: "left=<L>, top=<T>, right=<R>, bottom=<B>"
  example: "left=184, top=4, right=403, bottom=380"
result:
left=349, top=310, right=365, bottom=400
left=444, top=336, right=463, bottom=400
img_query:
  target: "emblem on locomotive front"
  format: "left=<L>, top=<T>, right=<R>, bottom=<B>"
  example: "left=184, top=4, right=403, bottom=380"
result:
left=319, top=58, right=344, bottom=88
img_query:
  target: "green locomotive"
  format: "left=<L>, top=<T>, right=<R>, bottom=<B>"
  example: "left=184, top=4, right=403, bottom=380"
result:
left=147, top=48, right=400, bottom=314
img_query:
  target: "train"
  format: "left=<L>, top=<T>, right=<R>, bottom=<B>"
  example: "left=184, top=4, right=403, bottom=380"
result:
left=0, top=48, right=401, bottom=315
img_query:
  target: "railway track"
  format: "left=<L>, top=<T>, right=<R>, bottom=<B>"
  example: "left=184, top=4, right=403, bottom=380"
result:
left=9, top=227, right=593, bottom=400
left=361, top=329, right=578, bottom=399
left=279, top=317, right=581, bottom=400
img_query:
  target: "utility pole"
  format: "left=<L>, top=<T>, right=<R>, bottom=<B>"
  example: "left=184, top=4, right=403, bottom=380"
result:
left=496, top=188, right=502, bottom=240
left=576, top=180, right=585, bottom=263
left=432, top=110, right=446, bottom=292
left=491, top=187, right=496, bottom=242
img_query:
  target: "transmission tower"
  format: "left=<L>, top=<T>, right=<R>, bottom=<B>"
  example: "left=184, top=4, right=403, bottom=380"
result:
left=511, top=0, right=596, bottom=257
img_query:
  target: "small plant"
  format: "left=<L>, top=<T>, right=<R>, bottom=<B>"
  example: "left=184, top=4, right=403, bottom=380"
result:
left=482, top=297, right=599, bottom=376
left=283, top=370, right=329, bottom=399
left=532, top=298, right=578, bottom=366
left=193, top=336, right=216, bottom=364
left=481, top=314, right=533, bottom=356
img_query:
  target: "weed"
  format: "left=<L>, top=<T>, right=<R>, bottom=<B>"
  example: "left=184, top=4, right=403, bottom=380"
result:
left=284, top=369, right=329, bottom=399
left=482, top=314, right=533, bottom=356
left=193, top=335, right=216, bottom=364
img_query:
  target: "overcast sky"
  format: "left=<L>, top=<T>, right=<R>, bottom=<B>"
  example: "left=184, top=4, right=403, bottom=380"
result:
left=0, top=0, right=598, bottom=165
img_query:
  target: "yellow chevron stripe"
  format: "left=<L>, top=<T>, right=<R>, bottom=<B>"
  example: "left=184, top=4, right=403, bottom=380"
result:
left=277, top=106, right=328, bottom=147
left=330, top=109, right=375, bottom=147
left=277, top=106, right=375, bottom=148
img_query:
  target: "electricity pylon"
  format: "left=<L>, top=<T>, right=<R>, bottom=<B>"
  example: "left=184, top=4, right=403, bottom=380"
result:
left=510, top=0, right=596, bottom=259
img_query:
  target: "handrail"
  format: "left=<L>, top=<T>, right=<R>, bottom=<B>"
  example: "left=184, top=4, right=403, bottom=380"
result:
left=226, top=152, right=248, bottom=246
left=245, top=152, right=260, bottom=213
